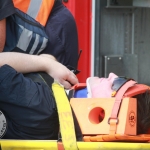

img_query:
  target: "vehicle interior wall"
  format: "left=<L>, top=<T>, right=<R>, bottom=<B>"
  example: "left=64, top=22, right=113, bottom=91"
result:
left=95, top=0, right=150, bottom=85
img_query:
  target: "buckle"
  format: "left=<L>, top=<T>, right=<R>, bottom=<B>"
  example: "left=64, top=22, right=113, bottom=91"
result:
left=111, top=91, right=117, bottom=97
left=108, top=117, right=119, bottom=124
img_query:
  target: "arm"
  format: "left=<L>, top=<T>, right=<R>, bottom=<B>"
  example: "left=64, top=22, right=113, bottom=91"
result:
left=0, top=52, right=78, bottom=89
left=0, top=19, right=6, bottom=52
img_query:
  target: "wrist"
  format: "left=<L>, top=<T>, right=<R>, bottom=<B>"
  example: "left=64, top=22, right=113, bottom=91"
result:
left=38, top=55, right=56, bottom=75
left=39, top=54, right=57, bottom=61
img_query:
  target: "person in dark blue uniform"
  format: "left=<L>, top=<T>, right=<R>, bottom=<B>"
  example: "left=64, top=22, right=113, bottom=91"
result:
left=0, top=0, right=79, bottom=139
left=43, top=0, right=79, bottom=69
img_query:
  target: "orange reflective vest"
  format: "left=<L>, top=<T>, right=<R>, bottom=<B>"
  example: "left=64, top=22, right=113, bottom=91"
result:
left=13, top=0, right=55, bottom=26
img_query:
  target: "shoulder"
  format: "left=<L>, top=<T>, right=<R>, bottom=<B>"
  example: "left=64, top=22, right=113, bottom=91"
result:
left=0, top=0, right=14, bottom=8
left=0, top=0, right=15, bottom=20
left=49, top=1, right=76, bottom=24
left=47, top=2, right=77, bottom=32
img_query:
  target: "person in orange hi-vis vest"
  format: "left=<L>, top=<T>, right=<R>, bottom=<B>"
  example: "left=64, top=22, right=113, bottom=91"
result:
left=0, top=0, right=79, bottom=140
left=13, top=0, right=79, bottom=71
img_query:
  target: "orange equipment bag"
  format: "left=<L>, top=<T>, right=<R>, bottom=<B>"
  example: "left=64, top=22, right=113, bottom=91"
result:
left=70, top=78, right=150, bottom=142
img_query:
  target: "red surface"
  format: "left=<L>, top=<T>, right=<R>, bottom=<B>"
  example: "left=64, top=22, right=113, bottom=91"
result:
left=63, top=0, right=92, bottom=83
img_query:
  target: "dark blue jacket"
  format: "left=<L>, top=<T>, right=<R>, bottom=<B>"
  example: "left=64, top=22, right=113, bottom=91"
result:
left=42, top=0, right=79, bottom=69
left=0, top=65, right=59, bottom=139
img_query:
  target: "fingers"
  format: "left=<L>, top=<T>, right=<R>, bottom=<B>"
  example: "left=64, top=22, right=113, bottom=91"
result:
left=60, top=80, right=72, bottom=89
left=58, top=71, right=79, bottom=89
left=47, top=59, right=79, bottom=89
left=67, top=71, right=79, bottom=85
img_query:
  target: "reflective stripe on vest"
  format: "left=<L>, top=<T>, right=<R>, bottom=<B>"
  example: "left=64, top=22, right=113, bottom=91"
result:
left=17, top=24, right=48, bottom=55
left=13, top=0, right=55, bottom=26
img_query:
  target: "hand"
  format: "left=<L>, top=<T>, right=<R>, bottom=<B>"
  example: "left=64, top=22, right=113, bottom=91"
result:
left=40, top=54, right=79, bottom=89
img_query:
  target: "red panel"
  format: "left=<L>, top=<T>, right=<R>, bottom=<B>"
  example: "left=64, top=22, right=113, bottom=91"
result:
left=63, top=0, right=92, bottom=83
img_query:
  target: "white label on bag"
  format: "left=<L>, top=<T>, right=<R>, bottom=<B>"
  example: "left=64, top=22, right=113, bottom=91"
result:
left=0, top=111, right=7, bottom=138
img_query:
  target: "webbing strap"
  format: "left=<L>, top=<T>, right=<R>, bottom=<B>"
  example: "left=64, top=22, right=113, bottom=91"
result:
left=52, top=82, right=78, bottom=150
left=109, top=80, right=137, bottom=134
